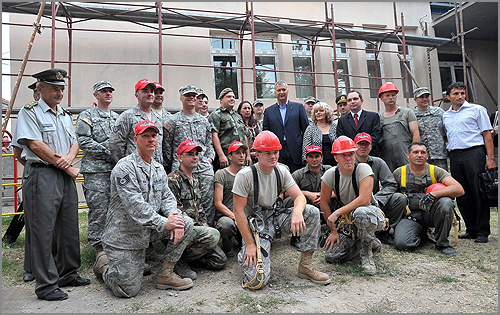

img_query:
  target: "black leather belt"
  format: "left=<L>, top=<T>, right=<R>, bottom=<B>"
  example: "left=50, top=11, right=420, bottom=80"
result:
left=30, top=162, right=56, bottom=168
left=450, top=145, right=484, bottom=153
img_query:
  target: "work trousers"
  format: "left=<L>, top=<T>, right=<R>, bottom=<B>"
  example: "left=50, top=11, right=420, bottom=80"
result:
left=449, top=146, right=490, bottom=237
left=379, top=192, right=407, bottom=229
left=103, top=214, right=194, bottom=298
left=23, top=163, right=80, bottom=298
left=215, top=216, right=241, bottom=252
left=394, top=197, right=455, bottom=249
left=238, top=204, right=321, bottom=289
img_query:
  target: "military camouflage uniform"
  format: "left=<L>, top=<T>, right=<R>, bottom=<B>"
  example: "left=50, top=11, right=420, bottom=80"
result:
left=168, top=169, right=227, bottom=270
left=414, top=106, right=448, bottom=170
left=101, top=150, right=193, bottom=298
left=109, top=105, right=164, bottom=165
left=208, top=106, right=248, bottom=157
left=163, top=111, right=216, bottom=226
left=76, top=107, right=119, bottom=248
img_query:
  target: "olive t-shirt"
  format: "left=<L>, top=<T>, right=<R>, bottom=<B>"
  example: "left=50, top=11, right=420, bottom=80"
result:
left=232, top=163, right=296, bottom=217
left=214, top=168, right=236, bottom=219
left=393, top=163, right=450, bottom=187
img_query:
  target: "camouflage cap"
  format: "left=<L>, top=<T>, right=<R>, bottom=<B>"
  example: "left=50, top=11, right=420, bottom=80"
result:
left=93, top=80, right=115, bottom=92
left=304, top=96, right=317, bottom=104
left=218, top=87, right=234, bottom=100
left=413, top=87, right=431, bottom=98
left=179, top=85, right=198, bottom=96
left=32, top=68, right=67, bottom=86
left=253, top=99, right=264, bottom=107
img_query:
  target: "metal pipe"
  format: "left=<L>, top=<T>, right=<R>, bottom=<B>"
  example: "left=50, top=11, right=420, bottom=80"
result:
left=250, top=2, right=256, bottom=100
left=331, top=4, right=338, bottom=97
left=458, top=2, right=468, bottom=101
left=51, top=2, right=57, bottom=68
left=401, top=12, right=409, bottom=105
left=157, top=2, right=163, bottom=84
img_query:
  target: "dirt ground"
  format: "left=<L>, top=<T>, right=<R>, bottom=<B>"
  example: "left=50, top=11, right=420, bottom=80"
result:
left=2, top=214, right=498, bottom=314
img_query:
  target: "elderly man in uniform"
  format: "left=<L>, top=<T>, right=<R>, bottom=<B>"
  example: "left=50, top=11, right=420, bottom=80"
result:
left=109, top=78, right=164, bottom=166
left=209, top=87, right=252, bottom=171
left=413, top=87, right=448, bottom=170
left=336, top=94, right=349, bottom=117
left=14, top=68, right=89, bottom=301
left=195, top=88, right=210, bottom=120
left=233, top=131, right=331, bottom=290
left=75, top=80, right=120, bottom=277
left=354, top=132, right=406, bottom=245
left=168, top=139, right=227, bottom=280
left=393, top=142, right=464, bottom=255
left=303, top=96, right=317, bottom=123
left=321, top=136, right=387, bottom=275
left=100, top=120, right=194, bottom=297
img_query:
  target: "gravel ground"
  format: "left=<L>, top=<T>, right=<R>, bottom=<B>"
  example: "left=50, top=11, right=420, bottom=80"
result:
left=2, top=212, right=498, bottom=313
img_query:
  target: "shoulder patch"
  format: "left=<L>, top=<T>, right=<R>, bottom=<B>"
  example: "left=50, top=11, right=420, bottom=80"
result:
left=24, top=101, right=38, bottom=109
left=81, top=117, right=93, bottom=127
left=118, top=174, right=130, bottom=186
left=163, top=122, right=171, bottom=131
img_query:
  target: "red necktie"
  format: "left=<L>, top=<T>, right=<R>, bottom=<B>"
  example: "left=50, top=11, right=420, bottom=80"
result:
left=354, top=113, right=358, bottom=126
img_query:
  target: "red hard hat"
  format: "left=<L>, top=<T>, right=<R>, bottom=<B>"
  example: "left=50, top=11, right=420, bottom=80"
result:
left=331, top=136, right=358, bottom=155
left=252, top=131, right=282, bottom=151
left=426, top=183, right=447, bottom=194
left=377, top=82, right=400, bottom=98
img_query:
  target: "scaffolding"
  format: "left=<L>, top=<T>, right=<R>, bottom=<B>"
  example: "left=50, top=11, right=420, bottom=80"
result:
left=2, top=1, right=451, bottom=115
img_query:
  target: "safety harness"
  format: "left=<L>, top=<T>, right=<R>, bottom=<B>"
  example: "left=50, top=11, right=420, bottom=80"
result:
left=332, top=164, right=389, bottom=239
left=399, top=164, right=460, bottom=247
left=241, top=164, right=284, bottom=290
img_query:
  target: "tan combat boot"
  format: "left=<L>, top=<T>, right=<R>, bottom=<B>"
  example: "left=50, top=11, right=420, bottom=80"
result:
left=93, top=249, right=109, bottom=279
left=372, top=238, right=382, bottom=253
left=156, top=261, right=194, bottom=291
left=360, top=241, right=376, bottom=275
left=298, top=251, right=331, bottom=285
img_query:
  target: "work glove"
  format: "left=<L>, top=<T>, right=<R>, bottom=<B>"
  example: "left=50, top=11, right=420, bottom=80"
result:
left=419, top=193, right=437, bottom=211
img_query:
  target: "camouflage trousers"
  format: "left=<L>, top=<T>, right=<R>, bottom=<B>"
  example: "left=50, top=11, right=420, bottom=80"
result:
left=238, top=204, right=321, bottom=289
left=196, top=169, right=216, bottom=227
left=102, top=214, right=194, bottom=298
left=182, top=225, right=227, bottom=270
left=428, top=158, right=448, bottom=172
left=324, top=205, right=386, bottom=263
left=82, top=172, right=111, bottom=247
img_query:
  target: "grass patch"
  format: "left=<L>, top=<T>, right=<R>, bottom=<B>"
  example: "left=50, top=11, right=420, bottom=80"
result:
left=436, top=275, right=459, bottom=283
left=229, top=292, right=298, bottom=313
left=160, top=305, right=177, bottom=313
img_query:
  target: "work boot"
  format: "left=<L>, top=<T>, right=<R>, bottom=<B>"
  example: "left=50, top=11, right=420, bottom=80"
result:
left=297, top=251, right=331, bottom=285
left=173, top=259, right=197, bottom=280
left=93, top=250, right=109, bottom=279
left=360, top=241, right=376, bottom=275
left=372, top=238, right=382, bottom=253
left=156, top=261, right=193, bottom=290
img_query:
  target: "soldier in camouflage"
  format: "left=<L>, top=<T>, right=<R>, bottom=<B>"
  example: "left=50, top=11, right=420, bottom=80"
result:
left=151, top=81, right=172, bottom=122
left=413, top=87, right=448, bottom=171
left=168, top=139, right=227, bottom=280
left=109, top=79, right=164, bottom=166
left=209, top=87, right=252, bottom=171
left=100, top=120, right=194, bottom=298
left=75, top=80, right=119, bottom=277
left=163, top=85, right=217, bottom=226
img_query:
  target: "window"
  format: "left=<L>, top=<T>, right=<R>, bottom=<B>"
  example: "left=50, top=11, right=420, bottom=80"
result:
left=211, top=36, right=239, bottom=99
left=398, top=44, right=414, bottom=98
left=365, top=42, right=383, bottom=98
left=332, top=40, right=351, bottom=95
left=255, top=37, right=277, bottom=99
left=292, top=38, right=313, bottom=99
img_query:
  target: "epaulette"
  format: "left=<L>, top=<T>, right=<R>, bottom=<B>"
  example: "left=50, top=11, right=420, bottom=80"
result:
left=62, top=107, right=73, bottom=116
left=24, top=101, right=38, bottom=109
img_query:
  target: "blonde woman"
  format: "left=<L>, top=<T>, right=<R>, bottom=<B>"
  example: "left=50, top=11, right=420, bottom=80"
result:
left=302, top=102, right=338, bottom=166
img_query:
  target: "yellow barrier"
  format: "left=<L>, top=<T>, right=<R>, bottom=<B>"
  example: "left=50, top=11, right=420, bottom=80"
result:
left=2, top=204, right=88, bottom=217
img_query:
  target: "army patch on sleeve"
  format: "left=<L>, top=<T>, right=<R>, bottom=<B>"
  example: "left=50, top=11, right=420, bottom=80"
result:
left=118, top=174, right=130, bottom=186
left=81, top=117, right=93, bottom=127
left=163, top=122, right=171, bottom=131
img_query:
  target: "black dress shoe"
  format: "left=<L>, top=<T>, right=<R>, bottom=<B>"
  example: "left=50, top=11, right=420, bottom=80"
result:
left=474, top=235, right=488, bottom=243
left=23, top=272, right=35, bottom=282
left=458, top=232, right=476, bottom=239
left=290, top=235, right=301, bottom=249
left=39, top=288, right=68, bottom=301
left=376, top=231, right=395, bottom=246
left=435, top=245, right=456, bottom=255
left=60, top=276, right=91, bottom=287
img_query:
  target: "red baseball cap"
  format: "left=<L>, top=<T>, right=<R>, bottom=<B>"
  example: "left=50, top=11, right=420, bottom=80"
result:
left=134, top=120, right=159, bottom=136
left=153, top=82, right=165, bottom=92
left=354, top=132, right=372, bottom=144
left=177, top=139, right=203, bottom=155
left=228, top=141, right=248, bottom=154
left=305, top=145, right=323, bottom=155
left=135, top=78, right=156, bottom=92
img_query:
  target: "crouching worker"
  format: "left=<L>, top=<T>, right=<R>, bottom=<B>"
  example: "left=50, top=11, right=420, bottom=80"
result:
left=320, top=136, right=387, bottom=275
left=393, top=142, right=464, bottom=255
left=233, top=131, right=331, bottom=290
left=99, top=121, right=194, bottom=298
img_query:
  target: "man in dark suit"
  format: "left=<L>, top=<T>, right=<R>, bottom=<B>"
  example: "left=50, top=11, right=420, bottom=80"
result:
left=336, top=90, right=382, bottom=156
left=263, top=80, right=310, bottom=173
